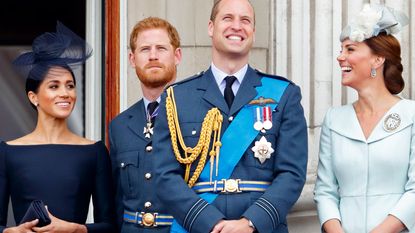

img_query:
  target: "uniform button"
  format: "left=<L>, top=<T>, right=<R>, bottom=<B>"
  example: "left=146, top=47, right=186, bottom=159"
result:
left=145, top=173, right=152, bottom=179
left=120, top=162, right=125, bottom=168
left=228, top=116, right=234, bottom=122
left=146, top=146, right=153, bottom=152
left=144, top=201, right=152, bottom=208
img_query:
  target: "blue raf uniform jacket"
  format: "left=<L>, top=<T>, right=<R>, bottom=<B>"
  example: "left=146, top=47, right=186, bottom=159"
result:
left=153, top=66, right=308, bottom=233
left=110, top=100, right=172, bottom=233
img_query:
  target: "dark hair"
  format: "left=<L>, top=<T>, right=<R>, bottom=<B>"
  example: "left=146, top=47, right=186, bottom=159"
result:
left=25, top=66, right=76, bottom=109
left=364, top=33, right=404, bottom=94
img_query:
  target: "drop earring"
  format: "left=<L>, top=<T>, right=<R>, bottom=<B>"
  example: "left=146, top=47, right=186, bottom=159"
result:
left=370, top=68, right=377, bottom=78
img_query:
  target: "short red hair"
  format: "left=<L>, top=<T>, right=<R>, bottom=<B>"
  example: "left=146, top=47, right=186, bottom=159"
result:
left=129, top=17, right=180, bottom=52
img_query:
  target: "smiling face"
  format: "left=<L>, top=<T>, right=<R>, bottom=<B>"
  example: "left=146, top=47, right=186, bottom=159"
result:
left=337, top=39, right=380, bottom=89
left=129, top=28, right=181, bottom=88
left=208, top=0, right=255, bottom=60
left=28, top=66, right=76, bottom=119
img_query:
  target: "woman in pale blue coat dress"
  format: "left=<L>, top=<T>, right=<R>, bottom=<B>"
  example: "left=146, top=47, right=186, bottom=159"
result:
left=314, top=4, right=415, bottom=233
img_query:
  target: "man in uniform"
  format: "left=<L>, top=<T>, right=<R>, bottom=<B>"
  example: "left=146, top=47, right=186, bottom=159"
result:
left=109, top=17, right=182, bottom=232
left=153, top=0, right=308, bottom=232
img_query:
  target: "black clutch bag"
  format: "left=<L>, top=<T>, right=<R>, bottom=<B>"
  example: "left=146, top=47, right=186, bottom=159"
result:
left=20, top=200, right=51, bottom=227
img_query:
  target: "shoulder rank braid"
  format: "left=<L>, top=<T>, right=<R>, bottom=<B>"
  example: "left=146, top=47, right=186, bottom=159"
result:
left=166, top=87, right=223, bottom=187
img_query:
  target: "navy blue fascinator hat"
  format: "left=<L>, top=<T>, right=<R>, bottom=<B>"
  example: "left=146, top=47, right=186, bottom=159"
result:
left=13, top=21, right=92, bottom=81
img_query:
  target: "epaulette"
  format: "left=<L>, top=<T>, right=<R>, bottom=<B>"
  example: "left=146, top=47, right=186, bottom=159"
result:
left=167, top=71, right=205, bottom=88
left=255, top=69, right=293, bottom=84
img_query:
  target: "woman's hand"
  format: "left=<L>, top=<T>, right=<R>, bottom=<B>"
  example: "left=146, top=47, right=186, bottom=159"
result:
left=322, top=219, right=345, bottom=233
left=369, top=215, right=406, bottom=233
left=32, top=210, right=87, bottom=233
left=3, top=219, right=39, bottom=233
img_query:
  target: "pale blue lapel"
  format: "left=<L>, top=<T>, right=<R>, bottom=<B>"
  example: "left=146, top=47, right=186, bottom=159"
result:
left=329, top=104, right=367, bottom=142
left=329, top=100, right=413, bottom=143
left=368, top=99, right=413, bottom=143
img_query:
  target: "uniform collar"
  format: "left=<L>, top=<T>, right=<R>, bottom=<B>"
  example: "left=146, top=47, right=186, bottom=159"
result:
left=210, top=62, right=247, bottom=88
left=143, top=97, right=160, bottom=115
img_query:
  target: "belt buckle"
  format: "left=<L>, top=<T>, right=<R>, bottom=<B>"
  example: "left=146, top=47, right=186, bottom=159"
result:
left=222, top=179, right=241, bottom=193
left=140, top=212, right=158, bottom=227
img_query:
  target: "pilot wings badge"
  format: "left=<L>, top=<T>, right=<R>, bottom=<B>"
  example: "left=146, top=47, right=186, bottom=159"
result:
left=248, top=96, right=276, bottom=106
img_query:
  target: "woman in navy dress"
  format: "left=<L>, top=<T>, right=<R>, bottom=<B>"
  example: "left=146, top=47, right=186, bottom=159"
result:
left=0, top=22, right=115, bottom=233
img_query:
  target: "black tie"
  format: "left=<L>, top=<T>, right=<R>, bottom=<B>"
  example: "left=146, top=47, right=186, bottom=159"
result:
left=147, top=101, right=159, bottom=125
left=224, top=76, right=237, bottom=107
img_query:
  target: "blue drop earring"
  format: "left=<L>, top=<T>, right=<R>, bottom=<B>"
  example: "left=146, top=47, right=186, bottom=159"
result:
left=370, top=68, right=377, bottom=78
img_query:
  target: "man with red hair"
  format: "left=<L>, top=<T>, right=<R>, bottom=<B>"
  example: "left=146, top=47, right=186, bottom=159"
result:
left=109, top=17, right=182, bottom=233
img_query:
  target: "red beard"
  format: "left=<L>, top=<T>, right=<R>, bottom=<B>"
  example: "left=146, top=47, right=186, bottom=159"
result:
left=136, top=61, right=176, bottom=88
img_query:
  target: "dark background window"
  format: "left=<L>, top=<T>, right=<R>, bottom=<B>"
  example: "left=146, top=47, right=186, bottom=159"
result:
left=0, top=1, right=85, bottom=45
left=0, top=0, right=86, bottom=141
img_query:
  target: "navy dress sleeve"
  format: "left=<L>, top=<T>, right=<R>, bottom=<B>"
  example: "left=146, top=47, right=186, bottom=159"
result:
left=0, top=141, right=115, bottom=233
left=85, top=141, right=116, bottom=233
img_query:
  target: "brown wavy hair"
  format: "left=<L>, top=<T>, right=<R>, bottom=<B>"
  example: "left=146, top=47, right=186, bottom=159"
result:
left=364, top=33, right=404, bottom=94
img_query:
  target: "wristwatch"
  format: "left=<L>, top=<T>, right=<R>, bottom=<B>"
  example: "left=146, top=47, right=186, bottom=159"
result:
left=248, top=219, right=256, bottom=231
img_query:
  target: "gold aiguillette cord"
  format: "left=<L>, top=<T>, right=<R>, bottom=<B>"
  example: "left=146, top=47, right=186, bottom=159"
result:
left=166, top=87, right=223, bottom=187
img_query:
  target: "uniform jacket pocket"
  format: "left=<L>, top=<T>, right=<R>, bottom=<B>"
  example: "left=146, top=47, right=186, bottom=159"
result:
left=117, top=152, right=140, bottom=199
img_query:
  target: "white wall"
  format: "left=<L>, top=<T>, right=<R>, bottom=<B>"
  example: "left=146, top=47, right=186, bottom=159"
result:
left=123, top=0, right=415, bottom=232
